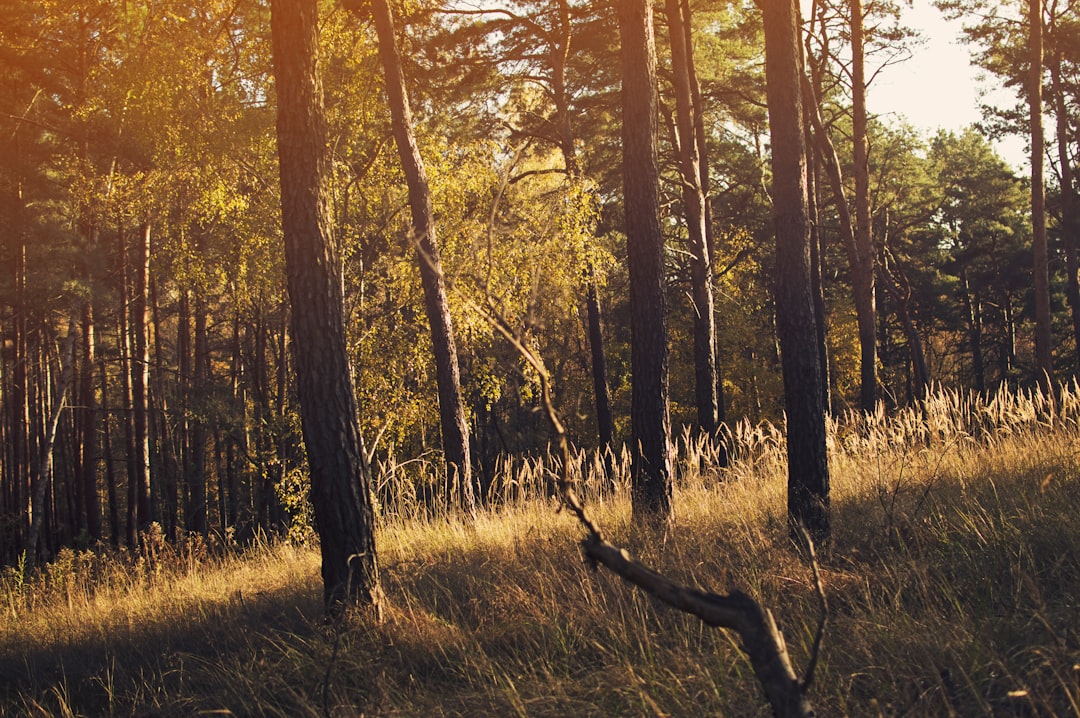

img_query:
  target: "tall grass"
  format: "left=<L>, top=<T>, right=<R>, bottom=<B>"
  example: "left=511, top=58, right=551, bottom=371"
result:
left=3, top=385, right=1080, bottom=716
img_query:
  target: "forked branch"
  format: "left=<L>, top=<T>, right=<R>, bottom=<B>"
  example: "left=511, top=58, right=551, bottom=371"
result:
left=482, top=299, right=819, bottom=718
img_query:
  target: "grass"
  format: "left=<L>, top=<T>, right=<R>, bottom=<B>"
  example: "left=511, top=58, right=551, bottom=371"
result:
left=3, top=386, right=1080, bottom=716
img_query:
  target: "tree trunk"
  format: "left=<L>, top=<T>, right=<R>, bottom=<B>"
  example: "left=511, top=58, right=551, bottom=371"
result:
left=552, top=0, right=614, bottom=454
left=188, top=293, right=209, bottom=535
left=1030, top=0, right=1054, bottom=390
left=585, top=267, right=614, bottom=450
left=270, top=0, right=381, bottom=615
left=619, top=0, right=673, bottom=523
left=153, top=277, right=179, bottom=541
left=176, top=287, right=191, bottom=537
left=878, top=234, right=929, bottom=402
left=27, top=317, right=78, bottom=563
left=133, top=221, right=153, bottom=533
left=367, top=0, right=475, bottom=516
left=761, top=0, right=831, bottom=545
left=959, top=267, right=986, bottom=394
left=1051, top=51, right=1080, bottom=370
left=99, top=349, right=121, bottom=546
left=117, top=222, right=139, bottom=547
left=849, top=0, right=878, bottom=411
left=79, top=299, right=101, bottom=541
left=665, top=0, right=718, bottom=435
left=806, top=131, right=832, bottom=414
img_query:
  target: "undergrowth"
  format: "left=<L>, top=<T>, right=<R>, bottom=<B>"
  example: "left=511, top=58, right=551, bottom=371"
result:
left=2, top=386, right=1080, bottom=716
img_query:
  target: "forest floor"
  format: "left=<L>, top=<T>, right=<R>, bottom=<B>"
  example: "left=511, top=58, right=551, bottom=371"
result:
left=2, top=389, right=1080, bottom=717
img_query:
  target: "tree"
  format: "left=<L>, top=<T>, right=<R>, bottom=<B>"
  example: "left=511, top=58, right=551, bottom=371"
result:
left=619, top=0, right=672, bottom=522
left=760, top=0, right=830, bottom=544
left=361, top=0, right=477, bottom=515
left=664, top=0, right=719, bottom=435
left=269, top=0, right=380, bottom=614
left=1030, top=0, right=1054, bottom=389
left=849, top=0, right=878, bottom=411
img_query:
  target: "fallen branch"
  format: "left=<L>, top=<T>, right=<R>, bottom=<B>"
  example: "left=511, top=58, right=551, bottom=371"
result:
left=483, top=300, right=819, bottom=718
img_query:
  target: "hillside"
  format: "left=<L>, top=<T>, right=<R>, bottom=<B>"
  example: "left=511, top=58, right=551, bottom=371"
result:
left=3, top=388, right=1080, bottom=717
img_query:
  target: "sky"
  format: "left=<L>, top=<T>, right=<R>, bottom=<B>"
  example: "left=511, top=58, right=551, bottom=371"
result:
left=864, top=0, right=1029, bottom=170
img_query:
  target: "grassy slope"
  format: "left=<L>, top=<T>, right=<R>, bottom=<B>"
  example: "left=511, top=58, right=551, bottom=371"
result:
left=2, top=389, right=1080, bottom=717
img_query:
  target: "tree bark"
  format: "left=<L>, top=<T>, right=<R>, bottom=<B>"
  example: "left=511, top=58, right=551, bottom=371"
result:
left=1050, top=50, right=1080, bottom=370
left=79, top=298, right=101, bottom=541
left=367, top=0, right=476, bottom=516
left=585, top=266, right=614, bottom=450
left=878, top=233, right=929, bottom=402
left=188, top=292, right=209, bottom=535
left=27, top=317, right=78, bottom=563
left=619, top=0, right=673, bottom=523
left=665, top=0, right=719, bottom=435
left=133, top=221, right=153, bottom=533
left=850, top=0, right=877, bottom=411
left=1030, top=0, right=1053, bottom=390
left=959, top=267, right=985, bottom=394
left=761, top=0, right=831, bottom=545
left=270, top=0, right=381, bottom=615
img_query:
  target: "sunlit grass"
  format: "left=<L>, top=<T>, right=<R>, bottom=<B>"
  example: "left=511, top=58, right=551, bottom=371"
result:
left=3, top=385, right=1080, bottom=716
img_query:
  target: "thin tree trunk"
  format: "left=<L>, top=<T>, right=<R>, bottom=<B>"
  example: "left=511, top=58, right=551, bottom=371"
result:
left=117, top=221, right=139, bottom=547
left=1051, top=51, right=1080, bottom=370
left=153, top=277, right=179, bottom=541
left=678, top=0, right=729, bottom=433
left=176, top=287, right=191, bottom=537
left=100, top=349, right=120, bottom=546
left=27, top=317, right=78, bottom=564
left=959, top=267, right=986, bottom=394
left=552, top=0, right=614, bottom=454
left=367, top=0, right=475, bottom=516
left=188, top=293, right=209, bottom=535
left=1030, top=0, right=1053, bottom=389
left=666, top=0, right=718, bottom=435
left=270, top=0, right=381, bottom=614
left=585, top=267, right=614, bottom=450
left=79, top=298, right=101, bottom=541
left=878, top=224, right=929, bottom=401
left=761, top=0, right=831, bottom=546
left=133, top=221, right=152, bottom=533
left=850, top=0, right=877, bottom=411
left=619, top=0, right=673, bottom=523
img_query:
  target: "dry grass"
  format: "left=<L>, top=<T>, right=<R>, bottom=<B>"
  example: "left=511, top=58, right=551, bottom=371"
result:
left=3, top=385, right=1080, bottom=716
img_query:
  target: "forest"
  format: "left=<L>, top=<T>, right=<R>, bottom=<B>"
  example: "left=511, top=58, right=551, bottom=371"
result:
left=2, top=0, right=1080, bottom=714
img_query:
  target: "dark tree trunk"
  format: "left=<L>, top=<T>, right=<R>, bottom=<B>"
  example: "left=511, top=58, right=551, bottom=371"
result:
left=761, top=0, right=831, bottom=546
left=27, top=318, right=77, bottom=563
left=188, top=293, right=209, bottom=535
left=1051, top=51, right=1080, bottom=370
left=368, top=0, right=475, bottom=516
left=806, top=132, right=832, bottom=414
left=585, top=267, right=614, bottom=450
left=678, top=0, right=729, bottom=432
left=1002, top=293, right=1017, bottom=378
left=959, top=267, right=985, bottom=394
left=270, top=0, right=381, bottom=614
left=878, top=230, right=929, bottom=402
left=227, top=311, right=243, bottom=530
left=552, top=0, right=613, bottom=453
left=176, top=287, right=191, bottom=538
left=100, top=350, right=120, bottom=546
left=665, top=0, right=718, bottom=435
left=1030, top=0, right=1053, bottom=390
left=619, top=0, right=672, bottom=523
left=849, top=0, right=877, bottom=411
left=117, top=222, right=139, bottom=547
